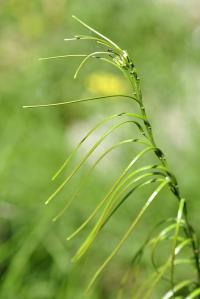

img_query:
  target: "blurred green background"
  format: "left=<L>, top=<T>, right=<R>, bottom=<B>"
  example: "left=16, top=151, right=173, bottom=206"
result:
left=1, top=0, right=200, bottom=298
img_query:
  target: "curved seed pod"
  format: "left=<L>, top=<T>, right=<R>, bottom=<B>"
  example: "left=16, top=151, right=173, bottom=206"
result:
left=186, top=288, right=200, bottom=299
left=52, top=138, right=150, bottom=222
left=52, top=111, right=144, bottom=180
left=150, top=222, right=186, bottom=279
left=72, top=15, right=122, bottom=52
left=45, top=120, right=148, bottom=205
left=163, top=280, right=194, bottom=299
left=100, top=177, right=164, bottom=230
left=85, top=178, right=170, bottom=292
left=142, top=239, right=192, bottom=299
left=74, top=51, right=112, bottom=78
left=23, top=94, right=139, bottom=109
left=64, top=35, right=112, bottom=49
left=170, top=198, right=186, bottom=291
left=116, top=217, right=180, bottom=299
left=51, top=111, right=143, bottom=180
left=67, top=147, right=156, bottom=243
left=67, top=176, right=163, bottom=241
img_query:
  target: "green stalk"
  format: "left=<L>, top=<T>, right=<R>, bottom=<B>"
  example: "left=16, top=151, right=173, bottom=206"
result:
left=23, top=16, right=200, bottom=296
left=128, top=55, right=200, bottom=292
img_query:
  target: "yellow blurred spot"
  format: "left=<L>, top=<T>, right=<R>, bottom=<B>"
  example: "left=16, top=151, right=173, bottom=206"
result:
left=86, top=72, right=128, bottom=95
left=20, top=14, right=44, bottom=38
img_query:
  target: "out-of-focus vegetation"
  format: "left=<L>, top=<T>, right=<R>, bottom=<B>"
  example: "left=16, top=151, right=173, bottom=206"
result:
left=0, top=1, right=200, bottom=298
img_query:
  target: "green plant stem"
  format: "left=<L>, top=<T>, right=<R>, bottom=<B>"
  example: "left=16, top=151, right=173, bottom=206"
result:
left=22, top=16, right=200, bottom=296
left=129, top=64, right=200, bottom=293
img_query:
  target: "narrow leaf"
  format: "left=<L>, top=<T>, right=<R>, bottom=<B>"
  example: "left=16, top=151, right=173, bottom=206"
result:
left=170, top=198, right=186, bottom=292
left=74, top=51, right=111, bottom=78
left=186, top=288, right=200, bottom=299
left=38, top=54, right=88, bottom=61
left=64, top=35, right=112, bottom=48
left=45, top=120, right=147, bottom=205
left=72, top=15, right=122, bottom=51
left=85, top=178, right=170, bottom=292
left=52, top=138, right=148, bottom=222
left=163, top=280, right=194, bottom=299
left=68, top=147, right=155, bottom=244
left=22, top=94, right=138, bottom=109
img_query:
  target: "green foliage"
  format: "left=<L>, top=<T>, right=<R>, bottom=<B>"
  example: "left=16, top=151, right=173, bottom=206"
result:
left=1, top=2, right=200, bottom=299
left=23, top=16, right=200, bottom=298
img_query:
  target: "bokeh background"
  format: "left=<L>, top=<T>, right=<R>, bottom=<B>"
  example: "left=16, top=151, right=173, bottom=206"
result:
left=1, top=0, right=200, bottom=298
